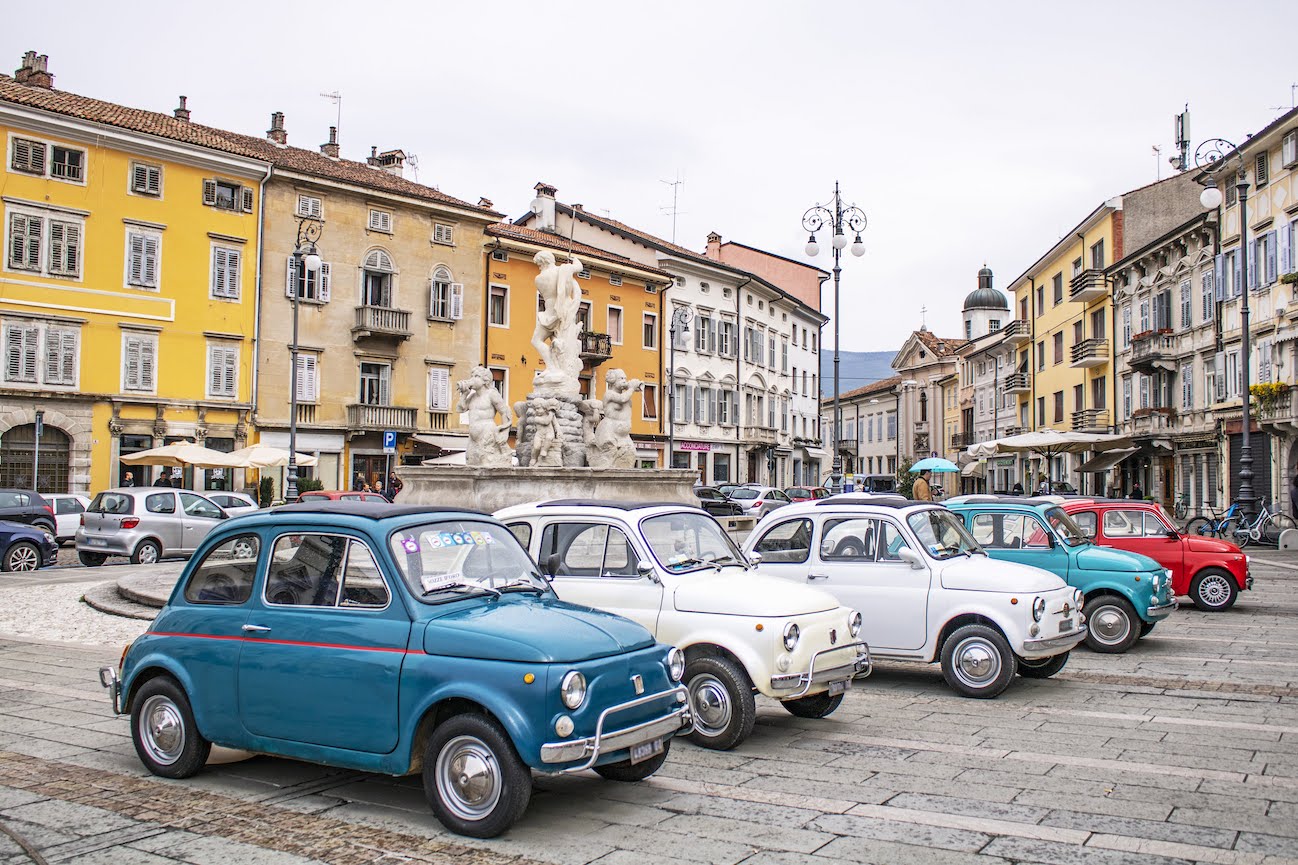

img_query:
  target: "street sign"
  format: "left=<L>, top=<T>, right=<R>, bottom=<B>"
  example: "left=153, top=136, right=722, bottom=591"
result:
left=34, top=410, right=43, bottom=438
left=382, top=431, right=397, bottom=454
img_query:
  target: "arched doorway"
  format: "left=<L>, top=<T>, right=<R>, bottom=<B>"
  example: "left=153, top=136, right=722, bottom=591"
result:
left=0, top=424, right=70, bottom=492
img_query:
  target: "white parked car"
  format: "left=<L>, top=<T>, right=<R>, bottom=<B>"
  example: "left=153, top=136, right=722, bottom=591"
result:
left=496, top=500, right=871, bottom=750
left=745, top=496, right=1086, bottom=699
left=45, top=493, right=90, bottom=544
left=204, top=491, right=260, bottom=517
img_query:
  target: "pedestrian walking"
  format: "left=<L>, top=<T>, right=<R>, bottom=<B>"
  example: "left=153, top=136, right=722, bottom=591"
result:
left=912, top=470, right=933, bottom=501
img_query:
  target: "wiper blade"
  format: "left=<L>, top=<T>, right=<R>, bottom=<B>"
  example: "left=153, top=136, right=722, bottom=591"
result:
left=496, top=578, right=545, bottom=594
left=671, top=556, right=722, bottom=571
left=420, top=576, right=498, bottom=598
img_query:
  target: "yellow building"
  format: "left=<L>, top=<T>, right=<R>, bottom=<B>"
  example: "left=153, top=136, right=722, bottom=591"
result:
left=483, top=222, right=672, bottom=459
left=0, top=53, right=267, bottom=493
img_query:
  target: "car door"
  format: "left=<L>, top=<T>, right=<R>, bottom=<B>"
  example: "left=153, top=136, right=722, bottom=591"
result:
left=237, top=532, right=409, bottom=752
left=1101, top=508, right=1182, bottom=578
left=53, top=496, right=85, bottom=539
left=971, top=512, right=1068, bottom=579
left=178, top=492, right=225, bottom=554
left=539, top=520, right=664, bottom=634
left=141, top=492, right=184, bottom=552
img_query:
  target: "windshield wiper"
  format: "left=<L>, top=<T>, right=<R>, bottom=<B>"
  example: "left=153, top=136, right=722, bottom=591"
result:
left=421, top=579, right=500, bottom=599
left=671, top=556, right=722, bottom=572
left=496, top=578, right=546, bottom=594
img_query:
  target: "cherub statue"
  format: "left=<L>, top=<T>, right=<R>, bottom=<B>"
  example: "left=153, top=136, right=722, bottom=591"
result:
left=455, top=366, right=513, bottom=467
left=530, top=398, right=564, bottom=467
left=531, top=250, right=584, bottom=390
left=589, top=368, right=643, bottom=469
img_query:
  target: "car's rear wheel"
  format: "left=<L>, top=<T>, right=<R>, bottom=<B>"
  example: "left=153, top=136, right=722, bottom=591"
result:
left=780, top=691, right=845, bottom=718
left=1190, top=569, right=1238, bottom=612
left=1016, top=651, right=1069, bottom=679
left=78, top=550, right=108, bottom=567
left=131, top=677, right=210, bottom=779
left=593, top=740, right=670, bottom=782
left=131, top=539, right=161, bottom=565
left=423, top=714, right=531, bottom=838
left=684, top=655, right=756, bottom=751
left=2, top=541, right=41, bottom=572
left=1083, top=595, right=1140, bottom=653
left=940, top=624, right=1016, bottom=698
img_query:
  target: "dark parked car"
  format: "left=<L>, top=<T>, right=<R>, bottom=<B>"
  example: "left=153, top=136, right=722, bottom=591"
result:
left=0, top=519, right=58, bottom=571
left=0, top=489, right=56, bottom=534
left=693, top=486, right=745, bottom=517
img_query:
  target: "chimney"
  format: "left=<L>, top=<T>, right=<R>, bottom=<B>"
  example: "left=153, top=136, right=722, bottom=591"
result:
left=572, top=203, right=584, bottom=212
left=477, top=197, right=493, bottom=209
left=705, top=231, right=722, bottom=260
left=320, top=126, right=339, bottom=158
left=173, top=96, right=190, bottom=122
left=15, top=52, right=54, bottom=89
left=530, top=182, right=558, bottom=232
left=267, top=112, right=287, bottom=145
left=367, top=148, right=406, bottom=177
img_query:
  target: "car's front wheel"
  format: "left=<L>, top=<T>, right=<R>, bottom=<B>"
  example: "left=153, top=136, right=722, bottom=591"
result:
left=423, top=714, right=531, bottom=838
left=593, top=740, right=670, bottom=782
left=684, top=655, right=756, bottom=751
left=1139, top=620, right=1158, bottom=637
left=2, top=541, right=41, bottom=572
left=780, top=691, right=845, bottom=718
left=1016, top=651, right=1069, bottom=679
left=939, top=624, right=1016, bottom=698
left=78, top=550, right=108, bottom=567
left=131, top=677, right=211, bottom=779
left=1190, top=569, right=1239, bottom=612
left=1083, top=595, right=1140, bottom=653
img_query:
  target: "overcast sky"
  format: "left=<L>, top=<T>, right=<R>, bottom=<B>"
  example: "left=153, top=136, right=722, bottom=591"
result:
left=8, top=1, right=1295, bottom=351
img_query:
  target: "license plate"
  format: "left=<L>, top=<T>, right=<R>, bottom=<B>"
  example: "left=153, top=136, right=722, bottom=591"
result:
left=629, top=738, right=663, bottom=765
left=1059, top=619, right=1073, bottom=633
left=87, top=538, right=107, bottom=547
left=828, top=679, right=851, bottom=696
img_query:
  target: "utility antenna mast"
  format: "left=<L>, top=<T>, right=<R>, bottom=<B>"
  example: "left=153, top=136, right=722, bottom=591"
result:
left=320, top=91, right=342, bottom=137
left=659, top=171, right=685, bottom=244
left=1170, top=105, right=1190, bottom=173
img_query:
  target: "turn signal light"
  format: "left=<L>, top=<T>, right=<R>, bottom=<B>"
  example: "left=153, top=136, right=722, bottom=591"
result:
left=121, top=517, right=140, bottom=529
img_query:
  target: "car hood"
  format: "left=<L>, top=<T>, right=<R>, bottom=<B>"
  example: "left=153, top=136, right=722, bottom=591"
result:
left=1185, top=535, right=1243, bottom=555
left=1076, top=544, right=1162, bottom=572
left=940, top=556, right=1066, bottom=593
left=422, top=595, right=655, bottom=663
left=675, top=570, right=839, bottom=617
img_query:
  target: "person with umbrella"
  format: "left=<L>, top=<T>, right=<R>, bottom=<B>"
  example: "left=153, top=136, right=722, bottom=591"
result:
left=913, top=469, right=933, bottom=501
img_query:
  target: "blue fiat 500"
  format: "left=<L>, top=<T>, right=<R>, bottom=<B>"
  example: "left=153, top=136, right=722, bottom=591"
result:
left=99, top=502, right=691, bottom=838
left=946, top=497, right=1176, bottom=654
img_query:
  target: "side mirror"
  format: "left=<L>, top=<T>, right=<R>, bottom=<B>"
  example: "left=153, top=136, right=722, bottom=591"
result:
left=636, top=559, right=657, bottom=579
left=1165, top=528, right=1180, bottom=539
left=747, top=551, right=763, bottom=566
left=897, top=547, right=924, bottom=570
left=544, top=553, right=561, bottom=578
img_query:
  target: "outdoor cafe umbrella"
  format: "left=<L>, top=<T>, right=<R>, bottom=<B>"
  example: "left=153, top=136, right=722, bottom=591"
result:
left=224, top=444, right=318, bottom=469
left=965, top=429, right=1131, bottom=483
left=909, top=457, right=960, bottom=473
left=118, top=441, right=242, bottom=468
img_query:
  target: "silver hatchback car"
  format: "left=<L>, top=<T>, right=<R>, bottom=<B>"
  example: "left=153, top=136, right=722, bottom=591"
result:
left=76, top=487, right=229, bottom=566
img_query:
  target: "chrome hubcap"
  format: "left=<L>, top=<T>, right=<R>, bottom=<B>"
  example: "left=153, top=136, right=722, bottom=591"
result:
left=689, top=674, right=732, bottom=737
left=952, top=637, right=1001, bottom=688
left=436, top=736, right=500, bottom=822
left=138, top=695, right=185, bottom=765
left=1090, top=604, right=1131, bottom=644
left=1198, top=575, right=1231, bottom=607
left=9, top=545, right=38, bottom=570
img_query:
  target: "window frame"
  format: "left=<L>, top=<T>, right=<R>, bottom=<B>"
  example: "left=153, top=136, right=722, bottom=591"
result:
left=125, top=228, right=162, bottom=290
left=121, top=331, right=158, bottom=394
left=642, top=312, right=658, bottom=350
left=129, top=161, right=163, bottom=197
left=752, top=517, right=813, bottom=564
left=210, top=243, right=242, bottom=301
left=182, top=532, right=262, bottom=606
left=205, top=341, right=240, bottom=400
left=488, top=283, right=510, bottom=328
left=607, top=304, right=623, bottom=345
left=262, top=532, right=393, bottom=611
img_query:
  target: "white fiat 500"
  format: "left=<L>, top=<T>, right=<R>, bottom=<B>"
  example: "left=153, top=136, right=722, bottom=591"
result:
left=496, top=500, right=870, bottom=750
left=745, top=495, right=1085, bottom=699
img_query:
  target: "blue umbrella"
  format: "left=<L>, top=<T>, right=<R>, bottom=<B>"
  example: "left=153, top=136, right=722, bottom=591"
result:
left=910, top=457, right=960, bottom=473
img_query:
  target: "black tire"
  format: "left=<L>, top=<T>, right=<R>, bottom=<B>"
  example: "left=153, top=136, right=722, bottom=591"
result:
left=593, top=740, right=670, bottom=782
left=684, top=655, right=757, bottom=750
left=781, top=691, right=845, bottom=718
left=33, top=519, right=55, bottom=534
left=78, top=550, right=108, bottom=567
left=1185, top=516, right=1214, bottom=537
left=1219, top=517, right=1248, bottom=548
left=131, top=539, right=162, bottom=565
left=2, top=541, right=41, bottom=572
left=422, top=713, right=531, bottom=838
left=939, top=624, right=1016, bottom=698
left=130, top=677, right=210, bottom=779
left=1083, top=594, right=1140, bottom=653
left=833, top=539, right=864, bottom=558
left=1016, top=651, right=1069, bottom=679
left=1261, top=514, right=1297, bottom=546
left=1190, top=569, right=1239, bottom=612
left=1139, top=620, right=1158, bottom=638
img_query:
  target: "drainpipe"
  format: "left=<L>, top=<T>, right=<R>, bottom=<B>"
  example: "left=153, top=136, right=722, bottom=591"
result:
left=735, top=276, right=750, bottom=479
left=248, top=162, right=273, bottom=492
left=660, top=279, right=671, bottom=467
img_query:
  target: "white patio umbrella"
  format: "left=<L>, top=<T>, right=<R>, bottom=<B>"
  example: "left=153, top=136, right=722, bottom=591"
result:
left=119, top=441, right=242, bottom=468
left=225, top=445, right=318, bottom=468
left=965, top=429, right=1132, bottom=484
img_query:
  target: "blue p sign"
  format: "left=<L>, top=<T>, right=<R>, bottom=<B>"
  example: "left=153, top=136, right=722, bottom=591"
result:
left=383, top=431, right=397, bottom=452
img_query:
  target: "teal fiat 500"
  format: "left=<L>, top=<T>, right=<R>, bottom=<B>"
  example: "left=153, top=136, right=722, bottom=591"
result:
left=946, top=496, right=1176, bottom=653
left=99, top=502, right=691, bottom=838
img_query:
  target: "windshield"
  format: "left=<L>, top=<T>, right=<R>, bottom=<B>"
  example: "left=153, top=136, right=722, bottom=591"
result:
left=728, top=488, right=759, bottom=500
left=906, top=509, right=983, bottom=560
left=641, top=512, right=746, bottom=572
left=1045, top=507, right=1090, bottom=546
left=389, top=519, right=549, bottom=603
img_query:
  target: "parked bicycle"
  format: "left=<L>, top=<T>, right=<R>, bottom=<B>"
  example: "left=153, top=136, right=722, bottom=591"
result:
left=1186, top=500, right=1297, bottom=547
left=1173, top=494, right=1190, bottom=521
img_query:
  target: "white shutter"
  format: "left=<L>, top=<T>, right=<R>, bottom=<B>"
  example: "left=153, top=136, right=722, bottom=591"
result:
left=318, top=263, right=331, bottom=302
left=241, top=187, right=254, bottom=213
left=9, top=213, right=41, bottom=270
left=50, top=222, right=79, bottom=275
left=1266, top=231, right=1278, bottom=285
left=379, top=367, right=391, bottom=405
left=225, top=249, right=240, bottom=298
left=428, top=367, right=451, bottom=411
left=449, top=283, right=464, bottom=319
left=223, top=348, right=238, bottom=396
left=212, top=248, right=228, bottom=297
left=203, top=179, right=217, bottom=206
left=1280, top=221, right=1292, bottom=275
left=123, top=337, right=140, bottom=390
left=45, top=327, right=76, bottom=384
left=208, top=345, right=223, bottom=396
left=57, top=328, right=77, bottom=384
left=132, top=163, right=148, bottom=193
left=142, top=235, right=158, bottom=287
left=128, top=233, right=145, bottom=285
left=294, top=353, right=318, bottom=401
left=140, top=337, right=156, bottom=391
left=695, top=387, right=705, bottom=422
left=285, top=256, right=297, bottom=298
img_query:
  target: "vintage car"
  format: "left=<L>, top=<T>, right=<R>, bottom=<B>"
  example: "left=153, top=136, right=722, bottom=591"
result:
left=495, top=500, right=870, bottom=751
left=1061, top=498, right=1251, bottom=612
left=945, top=496, right=1177, bottom=653
left=99, top=501, right=691, bottom=838
left=745, top=495, right=1085, bottom=699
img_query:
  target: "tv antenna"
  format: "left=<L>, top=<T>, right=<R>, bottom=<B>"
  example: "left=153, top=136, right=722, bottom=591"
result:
left=660, top=171, right=686, bottom=244
left=1152, top=145, right=1162, bottom=180
left=405, top=153, right=420, bottom=182
left=320, top=91, right=342, bottom=137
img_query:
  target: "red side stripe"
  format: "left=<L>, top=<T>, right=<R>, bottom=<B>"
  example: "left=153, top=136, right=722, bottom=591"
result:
left=150, top=632, right=422, bottom=655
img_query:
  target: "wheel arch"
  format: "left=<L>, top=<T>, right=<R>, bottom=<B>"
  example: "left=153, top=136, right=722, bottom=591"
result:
left=932, top=613, right=1006, bottom=663
left=405, top=696, right=513, bottom=774
left=1189, top=562, right=1246, bottom=589
left=678, top=638, right=762, bottom=692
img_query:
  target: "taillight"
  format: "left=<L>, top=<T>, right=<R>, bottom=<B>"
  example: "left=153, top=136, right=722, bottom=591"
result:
left=79, top=514, right=85, bottom=526
left=44, top=504, right=54, bottom=517
left=750, top=500, right=763, bottom=509
left=121, top=517, right=140, bottom=529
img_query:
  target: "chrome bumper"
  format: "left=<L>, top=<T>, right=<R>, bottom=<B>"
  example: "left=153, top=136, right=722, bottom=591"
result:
left=99, top=666, right=122, bottom=715
left=769, top=641, right=871, bottom=698
left=539, top=685, right=691, bottom=772
left=1021, top=627, right=1087, bottom=652
left=1146, top=599, right=1178, bottom=619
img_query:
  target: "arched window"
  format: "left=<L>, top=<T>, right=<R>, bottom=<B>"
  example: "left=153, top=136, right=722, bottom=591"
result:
left=0, top=424, right=70, bottom=492
left=430, top=266, right=458, bottom=320
left=361, top=249, right=395, bottom=307
left=919, top=392, right=928, bottom=423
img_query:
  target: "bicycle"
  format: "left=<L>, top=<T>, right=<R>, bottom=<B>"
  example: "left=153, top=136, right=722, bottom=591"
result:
left=1185, top=503, right=1236, bottom=539
left=1173, top=494, right=1190, bottom=521
left=1229, top=499, right=1297, bottom=548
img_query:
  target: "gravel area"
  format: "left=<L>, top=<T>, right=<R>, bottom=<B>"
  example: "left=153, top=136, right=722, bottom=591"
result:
left=0, top=581, right=150, bottom=645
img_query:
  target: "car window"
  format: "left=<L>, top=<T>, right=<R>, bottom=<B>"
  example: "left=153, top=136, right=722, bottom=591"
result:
left=544, top=523, right=607, bottom=576
left=1140, top=512, right=1172, bottom=537
left=506, top=522, right=532, bottom=549
left=729, top=488, right=758, bottom=500
left=0, top=492, right=23, bottom=508
left=972, top=513, right=1050, bottom=550
left=1102, top=510, right=1145, bottom=538
left=184, top=534, right=260, bottom=605
left=753, top=519, right=812, bottom=563
left=1071, top=511, right=1098, bottom=538
left=603, top=526, right=639, bottom=576
left=266, top=533, right=347, bottom=606
left=55, top=497, right=85, bottom=515
left=822, top=518, right=878, bottom=561
left=180, top=493, right=222, bottom=520
left=771, top=490, right=791, bottom=502
left=641, top=511, right=744, bottom=572
left=906, top=509, right=981, bottom=560
left=144, top=493, right=175, bottom=514
left=878, top=521, right=911, bottom=561
left=340, top=540, right=390, bottom=608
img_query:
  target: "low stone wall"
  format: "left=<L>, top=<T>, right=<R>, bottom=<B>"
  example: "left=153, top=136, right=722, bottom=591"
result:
left=395, top=465, right=699, bottom=514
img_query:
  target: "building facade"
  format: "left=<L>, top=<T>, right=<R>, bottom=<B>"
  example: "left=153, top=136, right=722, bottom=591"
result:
left=819, top=375, right=900, bottom=480
left=955, top=266, right=1022, bottom=491
left=891, top=328, right=965, bottom=469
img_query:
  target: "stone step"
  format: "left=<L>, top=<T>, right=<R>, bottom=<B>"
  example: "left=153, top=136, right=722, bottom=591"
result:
left=81, top=580, right=158, bottom=621
left=116, top=572, right=177, bottom=608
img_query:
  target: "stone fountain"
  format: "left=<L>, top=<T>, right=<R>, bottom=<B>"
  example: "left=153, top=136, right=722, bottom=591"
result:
left=397, top=250, right=696, bottom=513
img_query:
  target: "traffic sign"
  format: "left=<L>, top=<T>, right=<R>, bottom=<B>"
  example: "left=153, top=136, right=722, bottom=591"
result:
left=382, top=431, right=397, bottom=453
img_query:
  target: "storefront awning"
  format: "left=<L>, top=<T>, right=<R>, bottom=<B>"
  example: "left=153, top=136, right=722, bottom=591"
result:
left=410, top=433, right=467, bottom=451
left=1076, top=447, right=1138, bottom=473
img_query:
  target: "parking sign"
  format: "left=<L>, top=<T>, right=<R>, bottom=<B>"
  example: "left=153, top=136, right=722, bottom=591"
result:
left=383, top=431, right=397, bottom=453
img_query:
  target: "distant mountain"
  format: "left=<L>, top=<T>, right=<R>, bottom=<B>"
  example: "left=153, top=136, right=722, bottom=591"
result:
left=820, top=350, right=896, bottom=394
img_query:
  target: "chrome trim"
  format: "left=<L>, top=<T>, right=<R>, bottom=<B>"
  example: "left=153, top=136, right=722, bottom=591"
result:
left=768, top=641, right=871, bottom=697
left=98, top=666, right=122, bottom=715
left=539, top=685, right=692, bottom=772
left=1146, top=599, right=1178, bottom=618
left=1021, top=629, right=1087, bottom=652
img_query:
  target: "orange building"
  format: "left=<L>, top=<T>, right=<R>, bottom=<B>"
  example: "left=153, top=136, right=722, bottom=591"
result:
left=482, top=223, right=672, bottom=465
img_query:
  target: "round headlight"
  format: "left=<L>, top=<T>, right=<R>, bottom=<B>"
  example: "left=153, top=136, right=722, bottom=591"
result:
left=848, top=610, right=862, bottom=638
left=782, top=622, right=800, bottom=651
left=1073, top=588, right=1084, bottom=608
left=1032, top=597, right=1045, bottom=622
left=667, top=647, right=685, bottom=682
left=560, top=671, right=586, bottom=709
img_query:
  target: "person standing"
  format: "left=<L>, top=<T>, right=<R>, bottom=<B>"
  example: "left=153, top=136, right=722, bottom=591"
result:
left=353, top=471, right=366, bottom=492
left=1130, top=478, right=1144, bottom=500
left=155, top=470, right=171, bottom=488
left=385, top=471, right=403, bottom=502
left=123, top=471, right=135, bottom=488
left=912, top=470, right=933, bottom=501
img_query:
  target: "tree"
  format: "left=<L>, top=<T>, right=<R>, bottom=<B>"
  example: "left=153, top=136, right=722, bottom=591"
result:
left=896, top=457, right=916, bottom=499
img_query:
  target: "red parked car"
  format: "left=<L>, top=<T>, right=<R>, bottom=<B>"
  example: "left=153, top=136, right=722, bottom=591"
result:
left=784, top=486, right=829, bottom=503
left=1061, top=499, right=1251, bottom=612
left=295, top=490, right=390, bottom=504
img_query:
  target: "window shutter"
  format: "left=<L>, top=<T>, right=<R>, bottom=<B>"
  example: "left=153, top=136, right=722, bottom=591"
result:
left=694, top=322, right=705, bottom=352
left=225, top=249, right=240, bottom=297
left=45, top=328, right=62, bottom=383
left=695, top=387, right=705, bottom=422
left=58, top=329, right=76, bottom=384
left=223, top=348, right=237, bottom=396
left=1214, top=253, right=1225, bottom=301
left=1266, top=231, right=1278, bottom=285
left=4, top=325, right=21, bottom=381
left=450, top=283, right=464, bottom=319
left=123, top=337, right=141, bottom=389
left=132, top=164, right=148, bottom=193
left=208, top=346, right=223, bottom=396
left=52, top=222, right=80, bottom=275
left=1280, top=221, right=1292, bottom=275
left=1247, top=239, right=1258, bottom=290
left=285, top=257, right=297, bottom=298
left=49, top=222, right=65, bottom=273
left=140, top=338, right=156, bottom=390
left=212, top=248, right=227, bottom=297
left=1233, top=252, right=1242, bottom=297
left=379, top=368, right=391, bottom=406
left=318, top=262, right=331, bottom=302
left=128, top=234, right=145, bottom=285
left=241, top=187, right=254, bottom=213
left=203, top=179, right=217, bottom=206
left=142, top=236, right=158, bottom=287
left=428, top=367, right=450, bottom=410
left=9, top=214, right=40, bottom=269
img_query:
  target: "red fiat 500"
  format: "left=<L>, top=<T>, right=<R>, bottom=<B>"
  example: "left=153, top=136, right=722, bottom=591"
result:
left=1061, top=499, right=1251, bottom=612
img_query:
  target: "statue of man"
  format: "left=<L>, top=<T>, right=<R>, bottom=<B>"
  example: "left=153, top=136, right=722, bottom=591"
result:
left=531, top=250, right=583, bottom=373
left=455, top=366, right=513, bottom=467
left=590, top=369, right=643, bottom=469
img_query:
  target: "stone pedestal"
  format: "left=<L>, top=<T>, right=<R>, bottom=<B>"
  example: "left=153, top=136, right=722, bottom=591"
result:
left=396, top=465, right=699, bottom=514
left=516, top=391, right=589, bottom=467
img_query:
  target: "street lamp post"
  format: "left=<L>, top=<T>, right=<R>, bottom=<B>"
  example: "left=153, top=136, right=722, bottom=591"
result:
left=286, top=217, right=323, bottom=501
left=802, top=182, right=867, bottom=494
left=1195, top=139, right=1254, bottom=512
left=666, top=306, right=693, bottom=468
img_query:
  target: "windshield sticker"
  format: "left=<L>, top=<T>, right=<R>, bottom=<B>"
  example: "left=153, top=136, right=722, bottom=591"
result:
left=420, top=573, right=466, bottom=593
left=426, top=530, right=497, bottom=549
left=400, top=537, right=421, bottom=554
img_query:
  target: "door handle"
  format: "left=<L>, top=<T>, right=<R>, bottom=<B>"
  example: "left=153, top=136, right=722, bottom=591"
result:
left=241, top=624, right=271, bottom=633
left=807, top=572, right=829, bottom=580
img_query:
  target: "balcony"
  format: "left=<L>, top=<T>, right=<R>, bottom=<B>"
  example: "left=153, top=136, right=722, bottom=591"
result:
left=1070, top=337, right=1108, bottom=368
left=1071, top=408, right=1109, bottom=432
left=352, top=304, right=412, bottom=341
left=1003, top=425, right=1026, bottom=436
left=951, top=431, right=973, bottom=449
left=1256, top=387, right=1298, bottom=433
left=1130, top=331, right=1175, bottom=372
left=836, top=439, right=858, bottom=455
left=1001, top=319, right=1030, bottom=347
left=747, top=426, right=778, bottom=446
left=1003, top=372, right=1030, bottom=394
left=1069, top=268, right=1107, bottom=302
left=348, top=403, right=418, bottom=432
left=1131, top=406, right=1176, bottom=436
left=579, top=331, right=613, bottom=365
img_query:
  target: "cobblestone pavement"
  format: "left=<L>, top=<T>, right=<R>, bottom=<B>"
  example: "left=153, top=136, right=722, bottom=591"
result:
left=1, top=557, right=1297, bottom=864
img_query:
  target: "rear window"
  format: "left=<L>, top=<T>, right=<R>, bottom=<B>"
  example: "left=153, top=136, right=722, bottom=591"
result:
left=91, top=492, right=134, bottom=515
left=0, top=492, right=29, bottom=508
left=184, top=534, right=260, bottom=605
left=729, top=489, right=759, bottom=500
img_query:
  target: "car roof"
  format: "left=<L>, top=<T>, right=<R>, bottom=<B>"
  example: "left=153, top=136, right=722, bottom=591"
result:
left=497, top=500, right=709, bottom=519
left=273, top=501, right=485, bottom=519
left=945, top=495, right=1063, bottom=508
left=775, top=496, right=939, bottom=515
left=1059, top=498, right=1155, bottom=508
